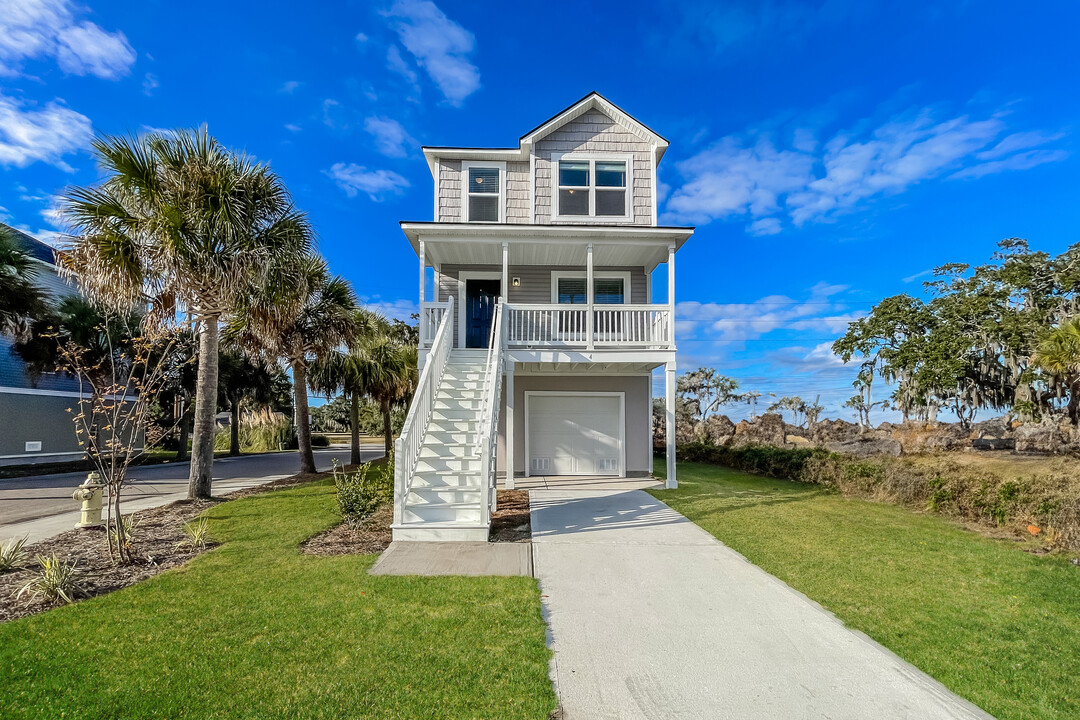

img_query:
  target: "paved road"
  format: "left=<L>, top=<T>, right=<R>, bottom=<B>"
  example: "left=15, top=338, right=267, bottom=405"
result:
left=530, top=488, right=994, bottom=720
left=0, top=445, right=384, bottom=544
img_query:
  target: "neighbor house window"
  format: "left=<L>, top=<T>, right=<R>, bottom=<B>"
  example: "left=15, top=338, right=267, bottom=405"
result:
left=464, top=163, right=503, bottom=222
left=556, top=156, right=629, bottom=219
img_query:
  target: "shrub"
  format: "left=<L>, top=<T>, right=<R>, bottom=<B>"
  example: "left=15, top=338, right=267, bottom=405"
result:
left=177, top=518, right=211, bottom=549
left=214, top=418, right=297, bottom=453
left=311, top=434, right=330, bottom=448
left=334, top=461, right=393, bottom=529
left=673, top=441, right=1080, bottom=550
left=14, top=555, right=84, bottom=605
left=0, top=536, right=29, bottom=572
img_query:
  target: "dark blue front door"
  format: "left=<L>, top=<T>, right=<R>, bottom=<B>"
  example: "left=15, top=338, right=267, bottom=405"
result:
left=465, top=279, right=500, bottom=348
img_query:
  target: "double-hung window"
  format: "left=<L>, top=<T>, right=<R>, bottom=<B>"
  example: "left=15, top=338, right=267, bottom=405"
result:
left=463, top=162, right=504, bottom=223
left=555, top=155, right=631, bottom=220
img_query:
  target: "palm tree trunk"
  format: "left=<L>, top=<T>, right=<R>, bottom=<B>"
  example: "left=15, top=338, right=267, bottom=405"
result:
left=349, top=392, right=361, bottom=466
left=188, top=316, right=220, bottom=499
left=293, top=359, right=316, bottom=474
left=229, top=400, right=241, bottom=456
left=381, top=397, right=393, bottom=459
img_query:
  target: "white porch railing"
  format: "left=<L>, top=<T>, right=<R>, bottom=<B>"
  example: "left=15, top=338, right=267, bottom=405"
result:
left=475, top=299, right=505, bottom=524
left=394, top=295, right=454, bottom=526
left=419, top=301, right=451, bottom=348
left=504, top=303, right=673, bottom=349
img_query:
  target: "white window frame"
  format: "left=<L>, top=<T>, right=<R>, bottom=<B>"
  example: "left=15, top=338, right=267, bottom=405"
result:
left=550, top=270, right=632, bottom=305
left=524, top=391, right=626, bottom=477
left=461, top=161, right=506, bottom=223
left=551, top=152, right=634, bottom=222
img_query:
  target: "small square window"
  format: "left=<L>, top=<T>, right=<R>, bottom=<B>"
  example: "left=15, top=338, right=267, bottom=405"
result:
left=469, top=167, right=499, bottom=193
left=466, top=165, right=501, bottom=222
left=469, top=195, right=499, bottom=222
left=559, top=161, right=589, bottom=187
left=559, top=188, right=590, bottom=216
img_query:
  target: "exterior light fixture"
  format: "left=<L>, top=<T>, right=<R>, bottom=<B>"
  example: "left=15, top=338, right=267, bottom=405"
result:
left=512, top=277, right=520, bottom=287
left=475, top=177, right=484, bottom=184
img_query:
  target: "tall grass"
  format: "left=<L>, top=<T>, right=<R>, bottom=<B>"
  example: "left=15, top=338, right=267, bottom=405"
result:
left=214, top=418, right=297, bottom=453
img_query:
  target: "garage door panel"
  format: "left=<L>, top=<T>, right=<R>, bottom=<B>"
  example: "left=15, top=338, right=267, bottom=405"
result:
left=528, top=394, right=622, bottom=476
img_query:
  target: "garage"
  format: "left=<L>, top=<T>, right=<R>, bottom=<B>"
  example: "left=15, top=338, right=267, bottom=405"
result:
left=525, top=392, right=624, bottom=476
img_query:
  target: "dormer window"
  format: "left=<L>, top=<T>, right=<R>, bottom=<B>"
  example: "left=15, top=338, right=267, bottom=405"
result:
left=554, top=154, right=632, bottom=220
left=463, top=161, right=504, bottom=223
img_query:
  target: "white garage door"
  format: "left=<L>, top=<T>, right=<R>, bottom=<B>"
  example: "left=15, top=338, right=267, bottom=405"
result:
left=527, top=393, right=623, bottom=476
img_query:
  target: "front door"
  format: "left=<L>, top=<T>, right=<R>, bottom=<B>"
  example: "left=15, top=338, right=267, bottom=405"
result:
left=465, top=279, right=500, bottom=348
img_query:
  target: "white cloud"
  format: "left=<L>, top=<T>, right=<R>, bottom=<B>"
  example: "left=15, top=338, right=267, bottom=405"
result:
left=0, top=91, right=93, bottom=171
left=279, top=80, right=301, bottom=94
left=142, top=72, right=158, bottom=95
left=326, top=163, right=410, bottom=200
left=355, top=32, right=369, bottom=43
left=664, top=104, right=1068, bottom=232
left=0, top=1, right=135, bottom=79
left=383, top=0, right=480, bottom=105
left=364, top=116, right=415, bottom=158
left=284, top=123, right=302, bottom=133
left=385, top=44, right=418, bottom=85
left=358, top=297, right=418, bottom=322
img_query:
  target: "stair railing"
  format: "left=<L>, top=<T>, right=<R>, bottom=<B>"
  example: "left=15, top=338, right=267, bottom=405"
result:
left=393, top=295, right=454, bottom=526
left=475, top=298, right=505, bottom=525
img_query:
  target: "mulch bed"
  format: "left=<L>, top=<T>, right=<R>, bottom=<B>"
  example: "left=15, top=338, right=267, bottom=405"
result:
left=490, top=490, right=531, bottom=542
left=0, top=470, right=333, bottom=624
left=301, top=504, right=393, bottom=556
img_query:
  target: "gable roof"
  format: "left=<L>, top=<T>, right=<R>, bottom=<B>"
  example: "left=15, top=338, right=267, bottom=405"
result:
left=421, top=92, right=669, bottom=176
left=0, top=223, right=56, bottom=266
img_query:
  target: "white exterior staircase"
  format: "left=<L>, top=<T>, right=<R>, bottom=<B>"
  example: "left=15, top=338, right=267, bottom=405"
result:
left=393, top=349, right=491, bottom=541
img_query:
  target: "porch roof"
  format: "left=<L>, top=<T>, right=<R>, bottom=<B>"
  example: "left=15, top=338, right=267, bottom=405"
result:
left=400, top=222, right=693, bottom=270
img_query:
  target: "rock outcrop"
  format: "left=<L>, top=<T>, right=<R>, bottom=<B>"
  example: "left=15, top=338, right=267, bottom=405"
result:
left=825, top=436, right=903, bottom=458
left=731, top=413, right=786, bottom=447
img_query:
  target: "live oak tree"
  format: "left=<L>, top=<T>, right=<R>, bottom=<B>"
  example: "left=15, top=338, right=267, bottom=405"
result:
left=59, top=128, right=312, bottom=499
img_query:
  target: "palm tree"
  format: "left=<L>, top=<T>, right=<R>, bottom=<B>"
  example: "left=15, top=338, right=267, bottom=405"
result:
left=0, top=224, right=48, bottom=338
left=59, top=128, right=313, bottom=499
left=351, top=334, right=418, bottom=458
left=1032, top=318, right=1080, bottom=425
left=217, top=350, right=282, bottom=456
left=231, top=255, right=357, bottom=473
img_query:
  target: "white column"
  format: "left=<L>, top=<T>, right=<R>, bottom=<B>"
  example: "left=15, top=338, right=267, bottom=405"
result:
left=418, top=240, right=427, bottom=347
left=665, top=360, right=677, bottom=489
left=501, top=241, right=509, bottom=300
left=667, top=244, right=676, bottom=347
left=418, top=240, right=426, bottom=308
left=505, top=363, right=515, bottom=490
left=586, top=242, right=594, bottom=350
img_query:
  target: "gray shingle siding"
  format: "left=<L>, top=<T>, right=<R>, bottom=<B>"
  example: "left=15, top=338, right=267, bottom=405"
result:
left=437, top=159, right=462, bottom=223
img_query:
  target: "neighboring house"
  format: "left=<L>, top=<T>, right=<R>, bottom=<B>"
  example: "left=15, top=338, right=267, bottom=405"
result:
left=0, top=224, right=83, bottom=466
left=394, top=92, right=694, bottom=540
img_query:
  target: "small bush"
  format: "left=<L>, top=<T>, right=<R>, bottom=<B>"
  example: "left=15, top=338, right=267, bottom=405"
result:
left=13, top=555, right=84, bottom=605
left=334, top=461, right=393, bottom=529
left=311, top=434, right=330, bottom=448
left=0, top=536, right=29, bottom=572
left=177, top=518, right=211, bottom=550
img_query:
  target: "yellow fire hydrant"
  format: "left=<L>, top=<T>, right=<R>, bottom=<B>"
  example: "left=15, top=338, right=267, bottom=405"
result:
left=73, top=472, right=106, bottom=529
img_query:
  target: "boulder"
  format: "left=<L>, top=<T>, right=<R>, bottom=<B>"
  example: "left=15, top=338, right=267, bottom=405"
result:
left=701, top=414, right=736, bottom=445
left=888, top=422, right=971, bottom=454
left=787, top=435, right=811, bottom=446
left=825, top=437, right=903, bottom=458
left=1015, top=421, right=1069, bottom=453
left=731, top=413, right=787, bottom=447
left=810, top=418, right=861, bottom=445
left=972, top=437, right=1016, bottom=451
left=973, top=416, right=1013, bottom=439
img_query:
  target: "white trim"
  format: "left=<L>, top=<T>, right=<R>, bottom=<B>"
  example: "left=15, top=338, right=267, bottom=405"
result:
left=0, top=450, right=84, bottom=460
left=524, top=390, right=625, bottom=478
left=550, top=270, right=631, bottom=304
left=550, top=152, right=634, bottom=222
left=456, top=271, right=503, bottom=348
left=461, top=161, right=506, bottom=224
left=0, top=386, right=131, bottom=401
left=433, top=158, right=441, bottom=220
left=650, top=142, right=658, bottom=226
left=529, top=152, right=537, bottom=224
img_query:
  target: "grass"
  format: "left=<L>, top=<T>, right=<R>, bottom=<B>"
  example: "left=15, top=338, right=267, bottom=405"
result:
left=652, top=460, right=1080, bottom=720
left=0, top=477, right=555, bottom=719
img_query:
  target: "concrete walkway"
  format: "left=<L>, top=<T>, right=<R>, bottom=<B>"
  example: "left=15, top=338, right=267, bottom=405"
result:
left=530, top=488, right=994, bottom=720
left=369, top=541, right=532, bottom=576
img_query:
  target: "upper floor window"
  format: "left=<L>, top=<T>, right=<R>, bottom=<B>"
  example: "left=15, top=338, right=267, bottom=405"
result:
left=555, top=155, right=631, bottom=220
left=463, top=162, right=504, bottom=223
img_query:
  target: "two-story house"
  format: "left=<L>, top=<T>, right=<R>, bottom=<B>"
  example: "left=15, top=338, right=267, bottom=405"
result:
left=393, top=92, right=693, bottom=540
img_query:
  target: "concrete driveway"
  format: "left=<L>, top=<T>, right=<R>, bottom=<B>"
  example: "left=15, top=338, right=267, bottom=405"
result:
left=1, top=445, right=383, bottom=544
left=530, top=488, right=994, bottom=720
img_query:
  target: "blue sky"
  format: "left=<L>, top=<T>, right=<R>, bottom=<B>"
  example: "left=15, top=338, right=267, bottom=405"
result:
left=2, top=0, right=1078, bottom=421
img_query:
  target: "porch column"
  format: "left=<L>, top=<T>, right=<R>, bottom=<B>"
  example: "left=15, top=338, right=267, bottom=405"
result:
left=433, top=265, right=441, bottom=303
left=665, top=360, right=677, bottom=488
left=586, top=243, right=594, bottom=350
left=667, top=243, right=675, bottom=347
left=501, top=242, right=509, bottom=301
left=418, top=239, right=426, bottom=305
left=505, top=363, right=515, bottom=489
left=418, top=240, right=427, bottom=348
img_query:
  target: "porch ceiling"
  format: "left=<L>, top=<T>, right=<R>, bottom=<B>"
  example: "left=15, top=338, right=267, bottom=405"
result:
left=401, top=223, right=693, bottom=271
left=513, top=361, right=660, bottom=374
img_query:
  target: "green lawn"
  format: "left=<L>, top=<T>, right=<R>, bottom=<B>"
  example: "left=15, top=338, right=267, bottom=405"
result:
left=652, top=460, right=1080, bottom=720
left=0, top=479, right=555, bottom=719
